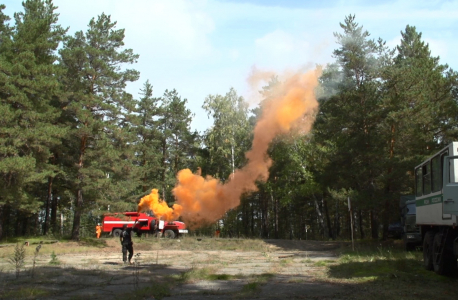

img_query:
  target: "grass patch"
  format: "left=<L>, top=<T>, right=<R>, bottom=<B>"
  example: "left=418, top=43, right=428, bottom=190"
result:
left=175, top=266, right=214, bottom=283
left=115, top=279, right=171, bottom=300
left=0, top=236, right=269, bottom=258
left=136, top=236, right=269, bottom=252
left=241, top=281, right=260, bottom=292
left=279, top=258, right=293, bottom=266
left=314, top=260, right=328, bottom=267
left=237, top=273, right=273, bottom=297
left=78, top=237, right=108, bottom=248
left=326, top=240, right=458, bottom=300
left=49, top=251, right=60, bottom=265
left=2, top=287, right=49, bottom=299
left=207, top=273, right=234, bottom=280
left=330, top=242, right=425, bottom=281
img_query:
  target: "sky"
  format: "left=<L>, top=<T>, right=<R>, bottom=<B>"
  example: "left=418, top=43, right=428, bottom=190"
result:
left=3, top=0, right=458, bottom=133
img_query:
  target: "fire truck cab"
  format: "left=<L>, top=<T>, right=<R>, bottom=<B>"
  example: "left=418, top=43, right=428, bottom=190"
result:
left=102, top=212, right=188, bottom=238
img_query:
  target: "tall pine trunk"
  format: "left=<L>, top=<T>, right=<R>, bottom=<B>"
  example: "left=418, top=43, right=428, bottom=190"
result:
left=71, top=188, right=83, bottom=240
left=43, top=176, right=53, bottom=235
left=359, top=209, right=365, bottom=239
left=370, top=210, right=379, bottom=239
left=72, top=137, right=86, bottom=240
left=0, top=205, right=3, bottom=240
left=323, top=198, right=333, bottom=239
left=260, top=190, right=269, bottom=238
left=272, top=191, right=278, bottom=239
left=313, top=194, right=327, bottom=238
left=161, top=137, right=167, bottom=201
left=51, top=187, right=58, bottom=234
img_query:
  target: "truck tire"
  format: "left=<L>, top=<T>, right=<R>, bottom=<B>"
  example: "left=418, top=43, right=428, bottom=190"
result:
left=163, top=229, right=175, bottom=239
left=432, top=232, right=457, bottom=276
left=113, top=229, right=122, bottom=238
left=423, top=231, right=435, bottom=270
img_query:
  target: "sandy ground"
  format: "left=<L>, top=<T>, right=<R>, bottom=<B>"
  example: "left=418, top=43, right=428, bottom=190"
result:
left=0, top=239, right=352, bottom=300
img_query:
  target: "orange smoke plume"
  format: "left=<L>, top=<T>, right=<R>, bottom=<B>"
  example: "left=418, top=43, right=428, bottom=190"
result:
left=172, top=69, right=320, bottom=228
left=137, top=189, right=183, bottom=221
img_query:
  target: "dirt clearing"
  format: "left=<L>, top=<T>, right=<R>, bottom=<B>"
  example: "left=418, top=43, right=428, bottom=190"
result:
left=0, top=238, right=457, bottom=299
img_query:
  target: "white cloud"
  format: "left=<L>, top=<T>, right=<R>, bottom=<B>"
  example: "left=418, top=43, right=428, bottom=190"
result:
left=4, top=0, right=458, bottom=133
left=53, top=0, right=215, bottom=62
left=253, top=29, right=333, bottom=72
left=118, top=0, right=215, bottom=61
left=255, top=30, right=308, bottom=69
left=425, top=38, right=449, bottom=61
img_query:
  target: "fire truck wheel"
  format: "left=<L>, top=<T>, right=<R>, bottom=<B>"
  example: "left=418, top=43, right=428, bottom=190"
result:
left=163, top=229, right=175, bottom=239
left=113, top=229, right=122, bottom=238
left=423, top=231, right=435, bottom=270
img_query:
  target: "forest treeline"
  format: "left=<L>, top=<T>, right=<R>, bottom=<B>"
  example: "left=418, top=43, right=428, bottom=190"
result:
left=1, top=1, right=457, bottom=241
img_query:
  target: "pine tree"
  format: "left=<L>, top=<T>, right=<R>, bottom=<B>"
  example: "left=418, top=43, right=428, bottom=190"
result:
left=0, top=0, right=67, bottom=239
left=132, top=80, right=162, bottom=196
left=202, top=88, right=251, bottom=180
left=313, top=15, right=387, bottom=239
left=59, top=13, right=139, bottom=240
left=377, top=25, right=458, bottom=237
left=157, top=89, right=197, bottom=202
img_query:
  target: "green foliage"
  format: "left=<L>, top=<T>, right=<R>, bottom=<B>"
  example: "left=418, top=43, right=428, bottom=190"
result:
left=2, top=287, right=49, bottom=299
left=59, top=12, right=140, bottom=239
left=157, top=89, right=198, bottom=202
left=331, top=243, right=428, bottom=281
left=312, top=15, right=458, bottom=240
left=0, top=0, right=68, bottom=215
left=132, top=80, right=162, bottom=197
left=49, top=250, right=60, bottom=265
left=1, top=5, right=458, bottom=244
left=202, top=88, right=251, bottom=180
left=9, top=243, right=26, bottom=278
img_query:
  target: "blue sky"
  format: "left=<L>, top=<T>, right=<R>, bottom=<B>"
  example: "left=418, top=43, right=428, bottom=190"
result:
left=3, top=0, right=458, bottom=132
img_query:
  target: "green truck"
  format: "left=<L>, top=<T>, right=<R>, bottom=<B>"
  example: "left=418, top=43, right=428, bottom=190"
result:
left=414, top=142, right=458, bottom=275
left=400, top=195, right=421, bottom=251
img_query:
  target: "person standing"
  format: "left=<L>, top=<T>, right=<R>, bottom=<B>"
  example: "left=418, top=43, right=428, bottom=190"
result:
left=120, top=224, right=134, bottom=264
left=95, top=223, right=102, bottom=239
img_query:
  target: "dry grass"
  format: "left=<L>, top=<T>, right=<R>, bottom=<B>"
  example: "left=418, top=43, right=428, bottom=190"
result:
left=5, top=237, right=453, bottom=300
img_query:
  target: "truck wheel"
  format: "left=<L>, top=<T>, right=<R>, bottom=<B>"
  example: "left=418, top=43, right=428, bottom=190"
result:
left=423, top=231, right=435, bottom=270
left=433, top=233, right=457, bottom=276
left=163, top=229, right=175, bottom=239
left=113, top=229, right=122, bottom=238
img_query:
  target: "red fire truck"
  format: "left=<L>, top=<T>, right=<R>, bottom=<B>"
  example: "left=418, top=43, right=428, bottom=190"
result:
left=102, top=212, right=188, bottom=238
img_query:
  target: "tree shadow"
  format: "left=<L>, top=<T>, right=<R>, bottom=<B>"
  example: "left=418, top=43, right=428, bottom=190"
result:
left=1, top=262, right=458, bottom=300
left=263, top=239, right=345, bottom=252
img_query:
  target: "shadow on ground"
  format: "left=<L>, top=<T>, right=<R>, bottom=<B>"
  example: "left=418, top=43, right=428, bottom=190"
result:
left=263, top=239, right=345, bottom=252
left=0, top=263, right=180, bottom=300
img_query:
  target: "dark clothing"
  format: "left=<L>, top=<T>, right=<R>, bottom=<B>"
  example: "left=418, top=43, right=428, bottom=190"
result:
left=121, top=228, right=133, bottom=244
left=120, top=228, right=133, bottom=263
left=122, top=242, right=133, bottom=263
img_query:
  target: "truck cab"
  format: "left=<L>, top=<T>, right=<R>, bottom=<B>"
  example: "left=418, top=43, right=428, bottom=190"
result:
left=400, top=196, right=421, bottom=251
left=102, top=212, right=188, bottom=238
